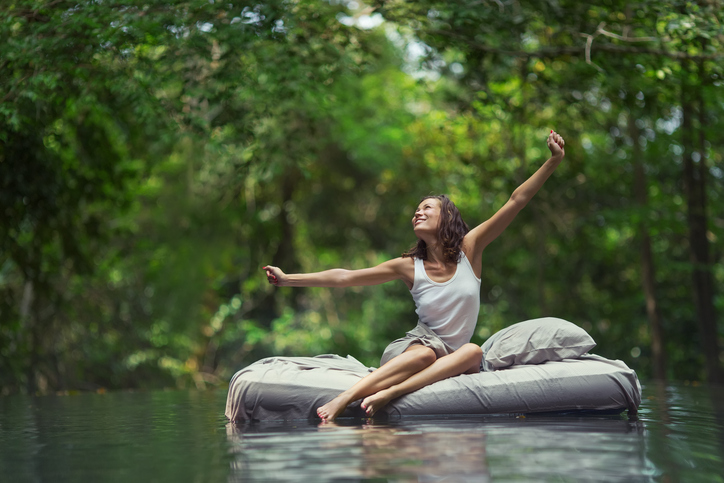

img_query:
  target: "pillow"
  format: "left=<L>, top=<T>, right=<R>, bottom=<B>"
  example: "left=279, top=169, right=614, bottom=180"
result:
left=480, top=317, right=596, bottom=372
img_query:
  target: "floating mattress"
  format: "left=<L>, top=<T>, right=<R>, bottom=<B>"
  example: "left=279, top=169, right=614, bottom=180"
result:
left=225, top=318, right=642, bottom=421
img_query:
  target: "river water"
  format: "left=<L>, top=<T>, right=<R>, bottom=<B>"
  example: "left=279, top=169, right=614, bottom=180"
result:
left=1, top=383, right=722, bottom=482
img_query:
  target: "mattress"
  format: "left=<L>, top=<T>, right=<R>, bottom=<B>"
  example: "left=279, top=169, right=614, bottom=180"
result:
left=225, top=353, right=641, bottom=421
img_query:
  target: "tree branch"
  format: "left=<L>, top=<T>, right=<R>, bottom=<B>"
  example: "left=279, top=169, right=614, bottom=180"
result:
left=580, top=21, right=660, bottom=71
left=429, top=28, right=723, bottom=64
left=581, top=24, right=605, bottom=73
left=1, top=74, right=32, bottom=104
left=595, top=22, right=657, bottom=43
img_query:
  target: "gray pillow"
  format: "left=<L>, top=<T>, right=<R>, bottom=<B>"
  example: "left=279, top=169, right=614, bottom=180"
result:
left=480, top=317, right=596, bottom=372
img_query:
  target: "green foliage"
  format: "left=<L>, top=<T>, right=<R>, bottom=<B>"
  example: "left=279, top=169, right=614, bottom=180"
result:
left=1, top=0, right=722, bottom=393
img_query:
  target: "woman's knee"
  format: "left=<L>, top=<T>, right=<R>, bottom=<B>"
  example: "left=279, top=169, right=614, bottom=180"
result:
left=460, top=343, right=483, bottom=364
left=405, top=345, right=437, bottom=368
left=456, top=344, right=482, bottom=374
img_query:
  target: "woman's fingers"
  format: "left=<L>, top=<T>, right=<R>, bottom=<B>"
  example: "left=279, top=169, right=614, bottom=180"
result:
left=548, top=131, right=565, bottom=157
left=262, top=265, right=280, bottom=285
left=549, top=130, right=564, bottom=146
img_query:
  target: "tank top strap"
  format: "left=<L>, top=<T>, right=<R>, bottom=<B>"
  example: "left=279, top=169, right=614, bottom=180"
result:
left=459, top=252, right=482, bottom=283
left=413, top=257, right=426, bottom=288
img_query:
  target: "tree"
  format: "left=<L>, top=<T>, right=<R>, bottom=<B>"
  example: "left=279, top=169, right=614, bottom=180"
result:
left=376, top=0, right=724, bottom=381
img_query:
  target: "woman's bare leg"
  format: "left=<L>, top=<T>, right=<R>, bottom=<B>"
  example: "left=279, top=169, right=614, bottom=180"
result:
left=316, top=345, right=436, bottom=421
left=361, top=343, right=483, bottom=417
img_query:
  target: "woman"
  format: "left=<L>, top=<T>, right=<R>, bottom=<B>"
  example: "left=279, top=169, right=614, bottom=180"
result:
left=263, top=131, right=565, bottom=421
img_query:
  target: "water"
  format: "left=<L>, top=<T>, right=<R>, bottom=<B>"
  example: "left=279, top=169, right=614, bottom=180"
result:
left=1, top=384, right=722, bottom=482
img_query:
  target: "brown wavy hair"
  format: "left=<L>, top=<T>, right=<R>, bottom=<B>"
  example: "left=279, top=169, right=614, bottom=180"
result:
left=402, top=195, right=470, bottom=263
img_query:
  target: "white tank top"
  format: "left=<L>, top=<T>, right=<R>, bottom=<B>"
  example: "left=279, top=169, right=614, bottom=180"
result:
left=410, top=253, right=482, bottom=350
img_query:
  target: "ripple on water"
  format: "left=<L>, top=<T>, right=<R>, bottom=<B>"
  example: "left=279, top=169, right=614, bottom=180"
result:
left=1, top=383, right=724, bottom=482
left=226, top=416, right=652, bottom=482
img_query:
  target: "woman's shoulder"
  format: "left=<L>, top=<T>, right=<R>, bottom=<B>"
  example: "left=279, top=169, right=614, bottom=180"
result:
left=460, top=239, right=476, bottom=258
left=387, top=256, right=416, bottom=269
left=385, top=256, right=415, bottom=288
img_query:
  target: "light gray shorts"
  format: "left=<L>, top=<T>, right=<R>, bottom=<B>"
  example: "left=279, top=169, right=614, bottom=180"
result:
left=380, top=323, right=456, bottom=366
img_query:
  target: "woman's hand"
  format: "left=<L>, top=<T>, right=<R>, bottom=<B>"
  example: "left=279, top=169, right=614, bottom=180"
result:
left=262, top=265, right=288, bottom=286
left=547, top=130, right=565, bottom=160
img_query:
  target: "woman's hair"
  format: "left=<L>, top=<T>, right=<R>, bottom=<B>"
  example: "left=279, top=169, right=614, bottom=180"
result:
left=402, top=195, right=470, bottom=263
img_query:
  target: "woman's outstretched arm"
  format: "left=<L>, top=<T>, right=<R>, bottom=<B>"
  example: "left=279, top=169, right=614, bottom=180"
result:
left=463, top=130, right=565, bottom=259
left=263, top=257, right=413, bottom=288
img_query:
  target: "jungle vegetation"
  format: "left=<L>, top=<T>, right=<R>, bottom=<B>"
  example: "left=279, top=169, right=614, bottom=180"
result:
left=1, top=0, right=723, bottom=394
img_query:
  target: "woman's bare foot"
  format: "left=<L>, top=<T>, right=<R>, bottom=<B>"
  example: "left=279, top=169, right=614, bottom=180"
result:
left=360, top=388, right=396, bottom=417
left=316, top=393, right=352, bottom=421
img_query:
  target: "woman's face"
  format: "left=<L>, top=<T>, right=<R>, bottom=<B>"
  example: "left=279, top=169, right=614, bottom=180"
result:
left=412, top=198, right=441, bottom=236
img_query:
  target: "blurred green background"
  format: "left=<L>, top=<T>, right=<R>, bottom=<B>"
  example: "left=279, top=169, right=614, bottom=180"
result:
left=1, top=0, right=722, bottom=394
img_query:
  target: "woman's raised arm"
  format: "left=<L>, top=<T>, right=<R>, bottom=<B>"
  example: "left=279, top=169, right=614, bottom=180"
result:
left=464, top=131, right=565, bottom=259
left=263, top=257, right=413, bottom=288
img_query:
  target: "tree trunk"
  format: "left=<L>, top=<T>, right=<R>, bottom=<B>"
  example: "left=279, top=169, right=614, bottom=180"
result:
left=681, top=61, right=723, bottom=384
left=271, top=167, right=302, bottom=310
left=629, top=112, right=666, bottom=381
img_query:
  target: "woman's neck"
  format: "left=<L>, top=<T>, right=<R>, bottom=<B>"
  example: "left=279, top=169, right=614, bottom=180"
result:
left=425, top=241, right=447, bottom=265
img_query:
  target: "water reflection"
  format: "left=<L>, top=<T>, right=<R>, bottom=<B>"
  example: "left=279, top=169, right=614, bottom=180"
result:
left=1, top=384, right=723, bottom=482
left=227, top=415, right=646, bottom=482
left=0, top=390, right=232, bottom=482
left=639, top=382, right=724, bottom=483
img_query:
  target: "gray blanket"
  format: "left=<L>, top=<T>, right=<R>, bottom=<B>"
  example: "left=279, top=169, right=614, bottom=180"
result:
left=225, top=354, right=641, bottom=421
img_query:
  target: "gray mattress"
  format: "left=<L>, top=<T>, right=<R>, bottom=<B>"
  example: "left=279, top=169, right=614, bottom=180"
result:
left=225, top=353, right=641, bottom=421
